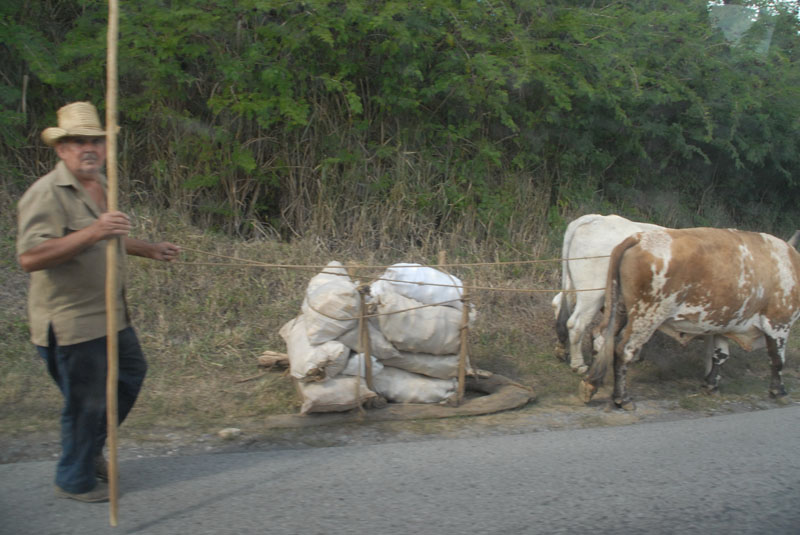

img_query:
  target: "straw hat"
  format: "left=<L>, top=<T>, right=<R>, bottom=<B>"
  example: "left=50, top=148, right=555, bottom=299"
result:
left=41, top=102, right=106, bottom=146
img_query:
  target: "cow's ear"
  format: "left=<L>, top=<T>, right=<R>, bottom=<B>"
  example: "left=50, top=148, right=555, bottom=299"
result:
left=788, top=230, right=800, bottom=249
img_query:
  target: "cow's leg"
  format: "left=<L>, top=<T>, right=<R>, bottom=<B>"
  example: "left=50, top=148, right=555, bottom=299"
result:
left=593, top=304, right=626, bottom=355
left=611, top=317, right=655, bottom=411
left=612, top=339, right=638, bottom=410
left=765, top=336, right=788, bottom=399
left=566, top=299, right=597, bottom=374
left=612, top=340, right=632, bottom=410
left=566, top=311, right=589, bottom=374
left=567, top=292, right=607, bottom=374
left=552, top=293, right=568, bottom=361
left=702, top=335, right=714, bottom=378
left=702, top=336, right=729, bottom=395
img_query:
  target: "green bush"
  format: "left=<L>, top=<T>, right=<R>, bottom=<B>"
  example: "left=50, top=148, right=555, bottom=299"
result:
left=2, top=0, right=799, bottom=241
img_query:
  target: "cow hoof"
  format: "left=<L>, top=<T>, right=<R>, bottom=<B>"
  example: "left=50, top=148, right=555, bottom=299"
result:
left=578, top=380, right=597, bottom=404
left=769, top=387, right=788, bottom=399
left=571, top=364, right=589, bottom=375
left=614, top=398, right=636, bottom=411
left=770, top=390, right=791, bottom=405
left=701, top=384, right=719, bottom=396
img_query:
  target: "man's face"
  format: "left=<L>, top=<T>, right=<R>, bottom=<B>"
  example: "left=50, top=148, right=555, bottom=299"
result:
left=55, top=136, right=107, bottom=179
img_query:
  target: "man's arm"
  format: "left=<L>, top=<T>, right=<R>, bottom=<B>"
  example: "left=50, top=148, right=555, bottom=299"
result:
left=18, top=211, right=131, bottom=273
left=125, top=237, right=180, bottom=262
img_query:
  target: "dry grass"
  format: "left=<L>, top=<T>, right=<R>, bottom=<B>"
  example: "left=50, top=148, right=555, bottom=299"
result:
left=2, top=193, right=799, bottom=440
left=0, top=192, right=564, bottom=436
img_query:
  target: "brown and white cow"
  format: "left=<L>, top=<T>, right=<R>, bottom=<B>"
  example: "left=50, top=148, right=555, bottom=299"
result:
left=580, top=227, right=800, bottom=410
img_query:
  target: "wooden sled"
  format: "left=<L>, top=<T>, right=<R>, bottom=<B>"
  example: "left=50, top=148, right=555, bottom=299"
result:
left=263, top=369, right=536, bottom=429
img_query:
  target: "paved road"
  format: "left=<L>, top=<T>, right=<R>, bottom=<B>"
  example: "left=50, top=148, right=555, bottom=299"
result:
left=2, top=405, right=799, bottom=535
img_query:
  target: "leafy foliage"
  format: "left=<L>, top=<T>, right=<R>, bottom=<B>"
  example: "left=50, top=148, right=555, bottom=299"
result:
left=2, top=0, right=799, bottom=242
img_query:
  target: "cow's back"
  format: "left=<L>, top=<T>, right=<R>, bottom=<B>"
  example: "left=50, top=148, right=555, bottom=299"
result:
left=618, top=228, right=800, bottom=347
left=566, top=215, right=663, bottom=296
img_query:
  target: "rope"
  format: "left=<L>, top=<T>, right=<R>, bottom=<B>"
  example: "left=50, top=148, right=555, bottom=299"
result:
left=304, top=294, right=465, bottom=323
left=178, top=246, right=609, bottom=269
left=173, top=246, right=607, bottom=294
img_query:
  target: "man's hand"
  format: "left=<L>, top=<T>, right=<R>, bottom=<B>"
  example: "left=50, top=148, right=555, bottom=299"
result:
left=124, top=238, right=180, bottom=262
left=150, top=242, right=181, bottom=262
left=93, top=211, right=132, bottom=240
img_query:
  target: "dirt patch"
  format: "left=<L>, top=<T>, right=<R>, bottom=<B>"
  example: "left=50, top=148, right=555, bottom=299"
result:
left=2, top=391, right=791, bottom=465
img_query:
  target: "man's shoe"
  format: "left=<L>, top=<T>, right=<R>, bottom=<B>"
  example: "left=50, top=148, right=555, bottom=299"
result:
left=54, top=481, right=109, bottom=503
left=95, top=455, right=109, bottom=482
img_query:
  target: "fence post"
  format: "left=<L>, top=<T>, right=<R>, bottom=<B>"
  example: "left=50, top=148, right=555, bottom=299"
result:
left=358, top=287, right=374, bottom=392
left=457, top=285, right=469, bottom=405
left=439, top=250, right=469, bottom=405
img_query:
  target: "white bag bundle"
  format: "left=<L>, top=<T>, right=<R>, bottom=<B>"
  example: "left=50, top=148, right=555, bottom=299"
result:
left=296, top=376, right=377, bottom=414
left=301, top=263, right=360, bottom=344
left=373, top=367, right=457, bottom=404
left=371, top=263, right=464, bottom=310
left=342, top=353, right=384, bottom=377
left=306, top=261, right=350, bottom=294
left=336, top=317, right=401, bottom=360
left=279, top=315, right=350, bottom=381
left=376, top=290, right=462, bottom=355
left=381, top=351, right=463, bottom=380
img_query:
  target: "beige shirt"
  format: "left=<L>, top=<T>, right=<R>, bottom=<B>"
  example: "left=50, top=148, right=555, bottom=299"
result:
left=17, top=160, right=129, bottom=346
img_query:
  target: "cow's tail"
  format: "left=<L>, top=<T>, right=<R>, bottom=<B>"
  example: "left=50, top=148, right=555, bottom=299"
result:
left=586, top=234, right=640, bottom=387
left=554, top=234, right=574, bottom=347
left=554, top=292, right=570, bottom=345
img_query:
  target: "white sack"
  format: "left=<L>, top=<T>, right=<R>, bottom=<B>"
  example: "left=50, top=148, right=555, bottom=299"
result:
left=373, top=367, right=457, bottom=404
left=381, top=351, right=464, bottom=380
left=371, top=263, right=464, bottom=310
left=279, top=315, right=350, bottom=381
left=306, top=261, right=350, bottom=295
left=302, top=273, right=360, bottom=344
left=376, top=291, right=463, bottom=355
left=342, top=353, right=384, bottom=377
left=296, top=376, right=377, bottom=414
left=337, top=317, right=401, bottom=360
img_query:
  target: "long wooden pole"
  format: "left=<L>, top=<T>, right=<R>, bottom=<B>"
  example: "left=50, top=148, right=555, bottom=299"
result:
left=105, top=0, right=120, bottom=526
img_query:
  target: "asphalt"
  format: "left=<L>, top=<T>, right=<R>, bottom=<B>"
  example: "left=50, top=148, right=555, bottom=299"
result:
left=2, top=404, right=799, bottom=535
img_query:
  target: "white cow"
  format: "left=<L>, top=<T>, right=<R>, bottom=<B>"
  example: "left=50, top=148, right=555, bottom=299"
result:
left=552, top=214, right=664, bottom=373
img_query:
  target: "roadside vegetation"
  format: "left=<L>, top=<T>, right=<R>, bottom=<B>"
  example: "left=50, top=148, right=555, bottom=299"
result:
left=2, top=184, right=798, bottom=440
left=1, top=1, right=799, bottom=439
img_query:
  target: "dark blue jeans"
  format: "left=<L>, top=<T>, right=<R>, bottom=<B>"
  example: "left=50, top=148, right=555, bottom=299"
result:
left=37, top=326, right=147, bottom=493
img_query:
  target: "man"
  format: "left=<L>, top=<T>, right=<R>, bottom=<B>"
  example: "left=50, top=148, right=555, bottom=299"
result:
left=16, top=101, right=180, bottom=502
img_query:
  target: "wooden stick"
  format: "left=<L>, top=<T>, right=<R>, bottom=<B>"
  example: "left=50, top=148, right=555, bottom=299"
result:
left=105, top=0, right=120, bottom=526
left=457, top=285, right=469, bottom=404
left=438, top=250, right=469, bottom=404
left=358, top=290, right=374, bottom=392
